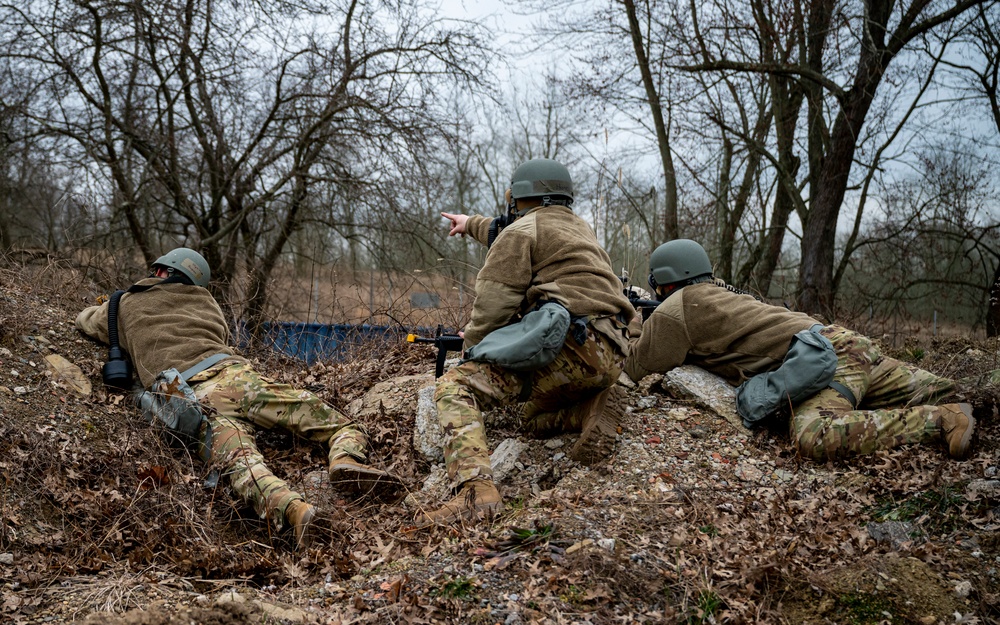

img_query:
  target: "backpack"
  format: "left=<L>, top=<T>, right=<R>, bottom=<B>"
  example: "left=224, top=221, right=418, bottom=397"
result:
left=462, top=301, right=571, bottom=371
left=735, top=325, right=840, bottom=427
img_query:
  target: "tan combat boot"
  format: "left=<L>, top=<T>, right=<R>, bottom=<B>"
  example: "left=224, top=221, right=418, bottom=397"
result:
left=284, top=499, right=317, bottom=550
left=934, top=403, right=975, bottom=459
left=416, top=479, right=503, bottom=527
left=329, top=456, right=405, bottom=502
left=569, top=385, right=626, bottom=465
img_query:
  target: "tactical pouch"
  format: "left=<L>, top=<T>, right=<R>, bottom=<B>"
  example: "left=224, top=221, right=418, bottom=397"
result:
left=735, top=325, right=838, bottom=427
left=463, top=301, right=571, bottom=372
left=135, top=368, right=212, bottom=461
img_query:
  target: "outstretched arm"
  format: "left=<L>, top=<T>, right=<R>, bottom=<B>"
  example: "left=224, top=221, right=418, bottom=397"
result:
left=76, top=300, right=112, bottom=344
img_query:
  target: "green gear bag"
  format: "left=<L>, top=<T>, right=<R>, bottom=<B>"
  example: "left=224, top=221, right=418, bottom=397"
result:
left=462, top=302, right=571, bottom=372
left=735, top=325, right=839, bottom=427
left=135, top=368, right=212, bottom=461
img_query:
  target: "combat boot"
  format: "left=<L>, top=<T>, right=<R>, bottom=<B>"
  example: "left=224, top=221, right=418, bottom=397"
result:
left=284, top=499, right=316, bottom=550
left=328, top=456, right=405, bottom=502
left=569, top=385, right=626, bottom=465
left=934, top=403, right=975, bottom=459
left=416, top=479, right=502, bottom=527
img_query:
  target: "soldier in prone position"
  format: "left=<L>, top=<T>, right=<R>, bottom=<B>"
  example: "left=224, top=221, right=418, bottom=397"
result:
left=625, top=239, right=975, bottom=462
left=76, top=248, right=404, bottom=549
left=421, top=158, right=635, bottom=527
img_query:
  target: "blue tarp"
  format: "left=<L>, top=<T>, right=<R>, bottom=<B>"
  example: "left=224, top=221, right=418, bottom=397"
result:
left=246, top=322, right=444, bottom=364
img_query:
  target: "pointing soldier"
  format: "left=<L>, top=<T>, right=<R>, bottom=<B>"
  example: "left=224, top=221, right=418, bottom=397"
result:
left=625, top=239, right=975, bottom=462
left=420, top=158, right=635, bottom=526
left=76, top=248, right=404, bottom=548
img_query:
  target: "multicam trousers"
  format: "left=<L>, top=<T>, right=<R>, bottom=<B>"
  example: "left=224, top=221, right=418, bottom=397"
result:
left=435, top=326, right=625, bottom=488
left=189, top=361, right=369, bottom=530
left=792, top=326, right=958, bottom=461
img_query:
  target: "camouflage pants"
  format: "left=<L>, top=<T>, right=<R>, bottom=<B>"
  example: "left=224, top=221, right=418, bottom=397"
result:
left=189, top=361, right=369, bottom=530
left=791, top=326, right=958, bottom=461
left=435, top=327, right=625, bottom=487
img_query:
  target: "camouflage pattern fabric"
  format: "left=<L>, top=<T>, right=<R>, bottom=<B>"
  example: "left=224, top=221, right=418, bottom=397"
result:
left=792, top=325, right=958, bottom=461
left=435, top=327, right=624, bottom=488
left=190, top=362, right=369, bottom=530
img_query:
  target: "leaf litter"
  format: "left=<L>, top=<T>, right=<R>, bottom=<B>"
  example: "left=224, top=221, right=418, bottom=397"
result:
left=0, top=256, right=998, bottom=624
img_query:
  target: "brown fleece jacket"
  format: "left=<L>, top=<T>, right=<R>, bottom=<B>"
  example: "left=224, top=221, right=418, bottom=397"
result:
left=462, top=206, right=633, bottom=350
left=76, top=278, right=243, bottom=388
left=624, top=280, right=817, bottom=385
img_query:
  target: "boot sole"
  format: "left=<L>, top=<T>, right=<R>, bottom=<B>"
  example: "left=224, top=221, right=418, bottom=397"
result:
left=951, top=403, right=975, bottom=459
left=569, top=385, right=625, bottom=465
left=329, top=464, right=406, bottom=503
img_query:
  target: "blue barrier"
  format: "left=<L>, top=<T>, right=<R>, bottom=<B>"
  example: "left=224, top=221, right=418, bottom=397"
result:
left=242, top=321, right=447, bottom=364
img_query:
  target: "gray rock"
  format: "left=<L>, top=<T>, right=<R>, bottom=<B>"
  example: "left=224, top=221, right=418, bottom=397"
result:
left=660, top=365, right=749, bottom=434
left=967, top=480, right=1000, bottom=499
left=953, top=580, right=973, bottom=599
left=544, top=439, right=564, bottom=449
left=413, top=383, right=444, bottom=461
left=597, top=538, right=616, bottom=551
left=0, top=553, right=13, bottom=564
left=636, top=396, right=657, bottom=410
left=491, top=438, right=528, bottom=482
left=867, top=521, right=923, bottom=549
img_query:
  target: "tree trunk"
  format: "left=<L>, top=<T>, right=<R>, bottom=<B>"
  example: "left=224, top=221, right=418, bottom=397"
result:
left=623, top=0, right=679, bottom=241
left=988, top=258, right=1000, bottom=337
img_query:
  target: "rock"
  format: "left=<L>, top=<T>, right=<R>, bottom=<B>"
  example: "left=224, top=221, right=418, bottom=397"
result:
left=867, top=521, right=923, bottom=549
left=215, top=590, right=247, bottom=604
left=491, top=438, right=528, bottom=482
left=253, top=600, right=314, bottom=623
left=0, top=348, right=11, bottom=358
left=0, top=553, right=13, bottom=564
left=597, top=538, right=615, bottom=551
left=636, top=396, right=657, bottom=410
left=966, top=480, right=1000, bottom=499
left=953, top=580, right=973, bottom=599
left=413, top=464, right=451, bottom=502
left=617, top=371, right=637, bottom=388
left=13, top=386, right=27, bottom=395
left=543, top=439, right=564, bottom=449
left=660, top=365, right=749, bottom=434
left=735, top=462, right=764, bottom=483
left=413, top=383, right=444, bottom=461
left=44, top=354, right=91, bottom=397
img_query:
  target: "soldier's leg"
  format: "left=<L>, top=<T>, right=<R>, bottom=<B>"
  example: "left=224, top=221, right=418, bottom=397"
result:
left=792, top=389, right=941, bottom=461
left=204, top=414, right=304, bottom=531
left=193, top=362, right=368, bottom=464
left=522, top=328, right=624, bottom=436
left=861, top=356, right=958, bottom=409
left=435, top=360, right=525, bottom=486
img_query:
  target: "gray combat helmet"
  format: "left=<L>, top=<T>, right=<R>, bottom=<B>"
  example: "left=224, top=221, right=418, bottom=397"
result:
left=510, top=158, right=574, bottom=206
left=152, top=247, right=211, bottom=288
left=648, top=239, right=713, bottom=287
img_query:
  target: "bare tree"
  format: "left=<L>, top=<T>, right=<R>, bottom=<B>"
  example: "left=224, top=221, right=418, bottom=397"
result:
left=0, top=0, right=490, bottom=328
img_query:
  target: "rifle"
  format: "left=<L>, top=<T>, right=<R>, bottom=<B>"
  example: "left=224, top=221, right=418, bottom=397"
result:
left=406, top=325, right=464, bottom=378
left=620, top=270, right=661, bottom=321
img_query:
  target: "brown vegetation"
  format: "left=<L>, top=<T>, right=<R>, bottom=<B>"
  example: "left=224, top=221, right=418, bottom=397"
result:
left=1, top=255, right=999, bottom=624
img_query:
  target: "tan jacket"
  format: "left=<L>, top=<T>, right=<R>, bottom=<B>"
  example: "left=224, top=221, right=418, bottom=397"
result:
left=624, top=280, right=816, bottom=384
left=76, top=278, right=243, bottom=388
left=462, top=205, right=633, bottom=351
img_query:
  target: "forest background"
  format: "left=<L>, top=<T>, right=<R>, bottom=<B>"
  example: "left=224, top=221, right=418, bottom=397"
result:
left=2, top=0, right=1000, bottom=344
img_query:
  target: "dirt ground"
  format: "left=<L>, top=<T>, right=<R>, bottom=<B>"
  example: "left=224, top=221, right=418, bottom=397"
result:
left=1, top=257, right=999, bottom=624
